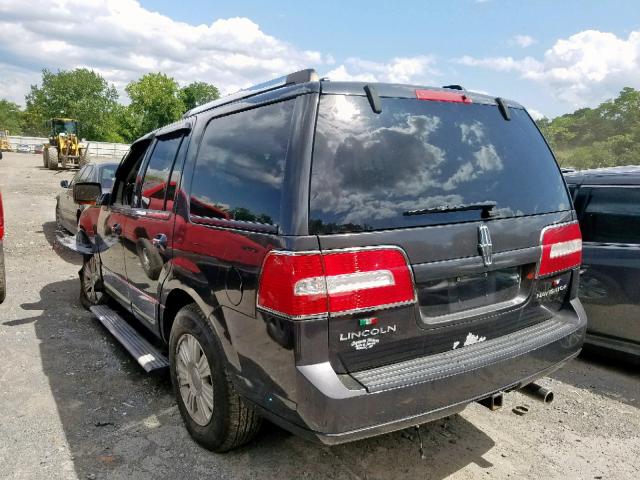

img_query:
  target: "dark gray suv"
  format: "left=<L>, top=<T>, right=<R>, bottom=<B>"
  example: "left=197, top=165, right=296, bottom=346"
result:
left=565, top=166, right=640, bottom=360
left=74, top=69, right=587, bottom=451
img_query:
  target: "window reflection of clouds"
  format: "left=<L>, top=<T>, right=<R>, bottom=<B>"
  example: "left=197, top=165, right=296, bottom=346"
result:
left=189, top=100, right=294, bottom=225
left=198, top=105, right=289, bottom=189
left=311, top=96, right=569, bottom=232
left=312, top=97, right=505, bottom=224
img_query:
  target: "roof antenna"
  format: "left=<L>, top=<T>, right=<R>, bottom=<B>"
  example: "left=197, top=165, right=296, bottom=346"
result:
left=364, top=85, right=382, bottom=114
left=495, top=97, right=511, bottom=121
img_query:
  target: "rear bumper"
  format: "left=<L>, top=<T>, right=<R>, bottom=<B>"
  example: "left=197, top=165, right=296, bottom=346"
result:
left=264, top=299, right=586, bottom=445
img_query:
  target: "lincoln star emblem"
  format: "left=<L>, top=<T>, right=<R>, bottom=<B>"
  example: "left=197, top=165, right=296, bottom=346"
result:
left=478, top=224, right=493, bottom=266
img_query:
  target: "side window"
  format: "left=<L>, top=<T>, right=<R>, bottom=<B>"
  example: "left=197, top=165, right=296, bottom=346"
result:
left=582, top=187, right=640, bottom=244
left=139, top=135, right=183, bottom=210
left=164, top=137, right=188, bottom=212
left=80, top=165, right=94, bottom=182
left=99, top=165, right=117, bottom=191
left=70, top=166, right=87, bottom=186
left=114, top=141, right=151, bottom=206
left=189, top=100, right=295, bottom=226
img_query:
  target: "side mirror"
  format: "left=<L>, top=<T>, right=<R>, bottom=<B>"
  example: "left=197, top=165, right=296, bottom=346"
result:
left=60, top=180, right=69, bottom=188
left=73, top=182, right=102, bottom=205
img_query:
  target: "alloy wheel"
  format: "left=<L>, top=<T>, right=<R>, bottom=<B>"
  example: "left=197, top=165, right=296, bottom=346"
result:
left=176, top=333, right=214, bottom=426
left=83, top=256, right=100, bottom=303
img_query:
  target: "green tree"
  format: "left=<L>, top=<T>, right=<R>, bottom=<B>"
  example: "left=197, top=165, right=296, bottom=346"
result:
left=0, top=99, right=23, bottom=134
left=24, top=68, right=120, bottom=140
left=179, top=81, right=220, bottom=111
left=125, top=73, right=184, bottom=138
left=537, top=87, right=640, bottom=170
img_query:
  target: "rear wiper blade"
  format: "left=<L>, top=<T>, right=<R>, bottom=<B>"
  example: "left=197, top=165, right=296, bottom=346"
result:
left=403, top=201, right=496, bottom=218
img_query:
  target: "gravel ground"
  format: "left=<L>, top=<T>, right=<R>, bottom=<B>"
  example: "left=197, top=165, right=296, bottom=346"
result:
left=0, top=152, right=639, bottom=480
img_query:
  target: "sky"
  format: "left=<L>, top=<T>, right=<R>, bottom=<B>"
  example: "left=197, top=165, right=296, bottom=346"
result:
left=0, top=0, right=639, bottom=118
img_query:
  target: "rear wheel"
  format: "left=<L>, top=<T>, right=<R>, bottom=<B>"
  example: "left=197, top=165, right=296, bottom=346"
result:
left=169, top=304, right=261, bottom=452
left=42, top=149, right=48, bottom=167
left=79, top=254, right=105, bottom=309
left=0, top=243, right=6, bottom=304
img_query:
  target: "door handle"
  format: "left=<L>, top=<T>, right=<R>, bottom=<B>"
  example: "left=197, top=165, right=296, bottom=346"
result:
left=152, top=233, right=168, bottom=249
left=112, top=223, right=122, bottom=236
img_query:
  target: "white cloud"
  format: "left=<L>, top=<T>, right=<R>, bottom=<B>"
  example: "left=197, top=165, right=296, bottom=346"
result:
left=527, top=108, right=545, bottom=120
left=0, top=0, right=333, bottom=104
left=325, top=56, right=439, bottom=84
left=0, top=0, right=444, bottom=106
left=457, top=30, right=640, bottom=108
left=512, top=35, right=536, bottom=48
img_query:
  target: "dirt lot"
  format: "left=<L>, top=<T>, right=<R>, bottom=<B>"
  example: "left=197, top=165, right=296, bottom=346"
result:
left=0, top=151, right=639, bottom=480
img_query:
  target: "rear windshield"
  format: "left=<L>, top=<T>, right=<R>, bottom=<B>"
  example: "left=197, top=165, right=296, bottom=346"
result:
left=310, top=95, right=570, bottom=234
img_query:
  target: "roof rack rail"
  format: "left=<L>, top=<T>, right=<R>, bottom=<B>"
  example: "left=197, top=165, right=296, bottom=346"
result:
left=183, top=68, right=319, bottom=118
left=442, top=84, right=465, bottom=91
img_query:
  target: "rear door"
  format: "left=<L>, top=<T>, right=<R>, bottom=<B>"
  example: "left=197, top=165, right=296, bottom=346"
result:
left=310, top=93, right=574, bottom=372
left=577, top=186, right=640, bottom=343
left=122, top=133, right=186, bottom=328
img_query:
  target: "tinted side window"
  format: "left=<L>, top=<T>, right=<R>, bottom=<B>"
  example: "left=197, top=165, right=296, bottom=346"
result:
left=99, top=165, right=117, bottom=191
left=70, top=166, right=87, bottom=186
left=79, top=165, right=94, bottom=183
left=189, top=100, right=295, bottom=226
left=582, top=187, right=640, bottom=244
left=114, top=140, right=151, bottom=206
left=165, top=137, right=188, bottom=212
left=139, top=136, right=183, bottom=210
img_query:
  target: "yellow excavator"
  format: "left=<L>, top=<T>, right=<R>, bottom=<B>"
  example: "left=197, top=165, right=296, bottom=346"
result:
left=0, top=130, right=11, bottom=152
left=42, top=118, right=90, bottom=170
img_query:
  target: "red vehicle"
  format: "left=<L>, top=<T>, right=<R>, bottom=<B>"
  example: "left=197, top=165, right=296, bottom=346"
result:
left=0, top=188, right=6, bottom=303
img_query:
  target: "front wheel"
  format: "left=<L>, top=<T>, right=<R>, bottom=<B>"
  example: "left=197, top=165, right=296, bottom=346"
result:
left=79, top=254, right=105, bottom=309
left=169, top=304, right=261, bottom=452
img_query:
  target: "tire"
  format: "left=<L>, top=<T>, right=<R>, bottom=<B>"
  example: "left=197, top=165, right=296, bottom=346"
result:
left=47, top=147, right=59, bottom=170
left=136, top=238, right=163, bottom=280
left=42, top=149, right=48, bottom=167
left=55, top=203, right=63, bottom=231
left=0, top=243, right=6, bottom=304
left=169, top=304, right=261, bottom=452
left=79, top=253, right=106, bottom=310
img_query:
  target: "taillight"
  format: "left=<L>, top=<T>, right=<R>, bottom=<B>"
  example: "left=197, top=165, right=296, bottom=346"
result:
left=257, top=247, right=415, bottom=319
left=415, top=89, right=472, bottom=103
left=537, top=222, right=582, bottom=277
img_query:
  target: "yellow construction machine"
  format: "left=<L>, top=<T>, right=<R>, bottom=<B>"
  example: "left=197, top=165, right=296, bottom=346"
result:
left=0, top=130, right=12, bottom=152
left=42, top=118, right=90, bottom=170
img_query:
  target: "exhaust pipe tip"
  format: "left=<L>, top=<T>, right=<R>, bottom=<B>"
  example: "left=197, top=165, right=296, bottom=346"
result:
left=520, top=382, right=554, bottom=404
